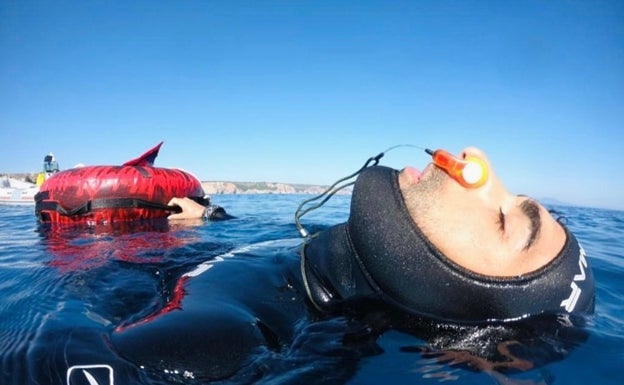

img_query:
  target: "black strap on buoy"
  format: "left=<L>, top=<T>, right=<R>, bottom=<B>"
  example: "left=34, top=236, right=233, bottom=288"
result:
left=35, top=197, right=182, bottom=217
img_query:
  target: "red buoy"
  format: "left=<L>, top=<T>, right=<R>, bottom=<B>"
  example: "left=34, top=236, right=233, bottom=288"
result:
left=35, top=142, right=205, bottom=226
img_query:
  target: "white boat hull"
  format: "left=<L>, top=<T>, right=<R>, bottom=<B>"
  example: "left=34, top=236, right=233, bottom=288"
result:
left=0, top=178, right=38, bottom=206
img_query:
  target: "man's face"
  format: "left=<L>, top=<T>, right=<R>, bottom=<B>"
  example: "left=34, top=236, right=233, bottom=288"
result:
left=398, top=147, right=566, bottom=277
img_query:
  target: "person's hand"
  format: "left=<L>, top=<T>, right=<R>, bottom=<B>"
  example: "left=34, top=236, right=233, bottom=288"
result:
left=167, top=197, right=206, bottom=220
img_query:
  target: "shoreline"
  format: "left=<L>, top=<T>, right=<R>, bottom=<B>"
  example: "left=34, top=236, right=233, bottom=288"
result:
left=0, top=173, right=350, bottom=195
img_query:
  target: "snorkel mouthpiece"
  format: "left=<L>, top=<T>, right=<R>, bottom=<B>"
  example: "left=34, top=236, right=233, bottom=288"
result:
left=426, top=149, right=488, bottom=188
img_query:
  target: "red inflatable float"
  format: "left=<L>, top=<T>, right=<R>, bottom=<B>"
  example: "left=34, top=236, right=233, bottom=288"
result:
left=35, top=142, right=206, bottom=226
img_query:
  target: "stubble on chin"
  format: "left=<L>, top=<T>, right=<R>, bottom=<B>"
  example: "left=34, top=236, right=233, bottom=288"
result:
left=401, top=167, right=447, bottom=230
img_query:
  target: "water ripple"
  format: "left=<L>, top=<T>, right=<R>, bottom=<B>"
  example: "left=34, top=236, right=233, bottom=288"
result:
left=1, top=199, right=623, bottom=384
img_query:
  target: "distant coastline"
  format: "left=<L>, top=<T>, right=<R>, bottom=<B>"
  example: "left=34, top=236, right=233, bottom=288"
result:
left=201, top=181, right=350, bottom=195
left=4, top=173, right=610, bottom=209
left=0, top=173, right=348, bottom=195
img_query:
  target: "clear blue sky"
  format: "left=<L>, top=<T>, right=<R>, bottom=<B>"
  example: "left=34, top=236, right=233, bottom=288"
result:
left=1, top=1, right=622, bottom=210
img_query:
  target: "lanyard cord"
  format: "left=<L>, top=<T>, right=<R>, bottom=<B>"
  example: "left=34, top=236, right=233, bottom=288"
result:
left=294, top=144, right=425, bottom=239
left=295, top=152, right=382, bottom=238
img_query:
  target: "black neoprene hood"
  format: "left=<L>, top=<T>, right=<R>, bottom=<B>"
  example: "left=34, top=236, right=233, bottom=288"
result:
left=302, top=166, right=595, bottom=323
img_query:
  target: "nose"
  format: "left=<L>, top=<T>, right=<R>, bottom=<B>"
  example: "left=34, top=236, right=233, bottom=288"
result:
left=460, top=147, right=494, bottom=185
left=459, top=147, right=515, bottom=202
left=460, top=147, right=489, bottom=164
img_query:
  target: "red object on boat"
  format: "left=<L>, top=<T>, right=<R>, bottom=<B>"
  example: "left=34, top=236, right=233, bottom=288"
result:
left=35, top=142, right=205, bottom=226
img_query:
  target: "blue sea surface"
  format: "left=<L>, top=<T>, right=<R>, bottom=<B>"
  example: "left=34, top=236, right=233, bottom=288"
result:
left=0, top=195, right=623, bottom=385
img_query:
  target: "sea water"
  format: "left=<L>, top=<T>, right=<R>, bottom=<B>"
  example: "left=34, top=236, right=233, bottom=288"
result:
left=0, top=195, right=622, bottom=385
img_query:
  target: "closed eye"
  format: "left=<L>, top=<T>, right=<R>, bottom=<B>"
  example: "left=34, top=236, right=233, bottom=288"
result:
left=497, top=207, right=506, bottom=233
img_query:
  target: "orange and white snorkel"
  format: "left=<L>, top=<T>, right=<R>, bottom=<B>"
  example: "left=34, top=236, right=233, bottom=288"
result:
left=425, top=148, right=488, bottom=188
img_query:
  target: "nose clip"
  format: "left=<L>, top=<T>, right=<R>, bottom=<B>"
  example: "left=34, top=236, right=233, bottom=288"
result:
left=426, top=149, right=488, bottom=188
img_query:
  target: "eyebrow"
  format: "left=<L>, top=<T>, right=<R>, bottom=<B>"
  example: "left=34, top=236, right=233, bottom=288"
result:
left=519, top=199, right=542, bottom=250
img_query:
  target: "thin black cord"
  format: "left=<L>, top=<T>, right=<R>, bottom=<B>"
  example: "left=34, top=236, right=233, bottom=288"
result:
left=294, top=143, right=430, bottom=238
left=295, top=153, right=383, bottom=238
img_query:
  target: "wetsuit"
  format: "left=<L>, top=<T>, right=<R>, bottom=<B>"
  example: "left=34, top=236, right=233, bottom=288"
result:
left=111, top=240, right=310, bottom=382
left=110, top=166, right=595, bottom=383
